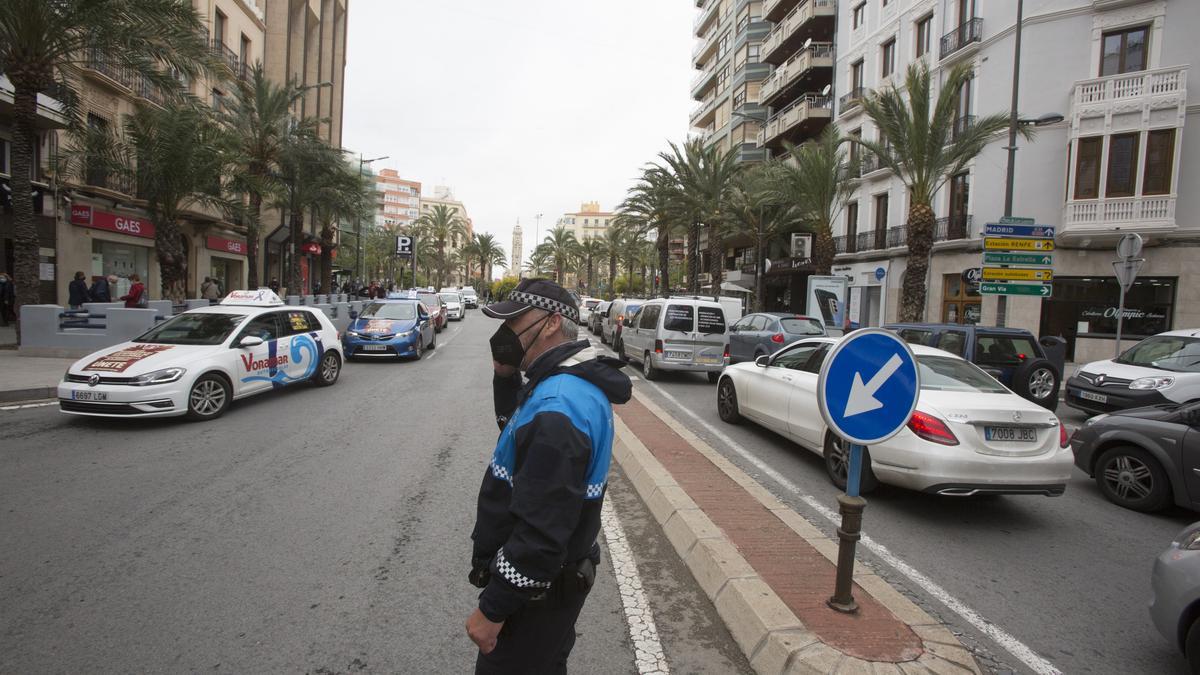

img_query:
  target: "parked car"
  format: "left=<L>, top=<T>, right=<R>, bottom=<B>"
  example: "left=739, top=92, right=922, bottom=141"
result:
left=580, top=297, right=601, bottom=324
left=461, top=288, right=478, bottom=308
left=439, top=292, right=465, bottom=320
left=1070, top=400, right=1200, bottom=512
left=620, top=297, right=730, bottom=383
left=602, top=299, right=641, bottom=346
left=343, top=299, right=436, bottom=360
left=717, top=337, right=1073, bottom=495
left=728, top=312, right=826, bottom=363
left=57, top=290, right=342, bottom=421
left=884, top=323, right=1062, bottom=411
left=414, top=290, right=447, bottom=332
left=590, top=301, right=611, bottom=335
left=616, top=306, right=641, bottom=355
left=1066, top=330, right=1200, bottom=415
left=1151, top=522, right=1200, bottom=672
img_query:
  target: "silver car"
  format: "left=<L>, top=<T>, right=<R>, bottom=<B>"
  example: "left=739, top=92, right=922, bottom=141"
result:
left=1151, top=522, right=1200, bottom=670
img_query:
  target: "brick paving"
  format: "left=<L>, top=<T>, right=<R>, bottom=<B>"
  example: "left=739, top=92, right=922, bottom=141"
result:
left=617, top=396, right=924, bottom=663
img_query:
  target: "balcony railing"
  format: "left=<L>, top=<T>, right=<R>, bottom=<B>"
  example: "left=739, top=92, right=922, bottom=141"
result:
left=211, top=39, right=240, bottom=72
left=1064, top=196, right=1175, bottom=229
left=84, top=50, right=166, bottom=106
left=1074, top=65, right=1187, bottom=105
left=838, top=87, right=867, bottom=113
left=762, top=0, right=836, bottom=63
left=950, top=115, right=975, bottom=142
left=940, top=18, right=982, bottom=59
left=935, top=215, right=972, bottom=241
left=833, top=218, right=970, bottom=256
left=694, top=0, right=720, bottom=34
left=758, top=93, right=832, bottom=145
left=858, top=153, right=884, bottom=177
left=759, top=42, right=834, bottom=103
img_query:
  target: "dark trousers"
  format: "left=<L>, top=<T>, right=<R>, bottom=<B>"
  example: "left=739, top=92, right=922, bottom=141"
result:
left=474, top=584, right=592, bottom=675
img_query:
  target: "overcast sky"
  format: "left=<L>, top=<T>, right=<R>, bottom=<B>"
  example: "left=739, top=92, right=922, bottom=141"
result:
left=341, top=0, right=696, bottom=278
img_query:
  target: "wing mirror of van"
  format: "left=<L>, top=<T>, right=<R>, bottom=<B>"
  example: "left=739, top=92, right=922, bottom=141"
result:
left=755, top=355, right=770, bottom=368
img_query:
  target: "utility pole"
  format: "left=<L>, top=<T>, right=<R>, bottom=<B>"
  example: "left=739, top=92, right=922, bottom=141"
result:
left=998, top=0, right=1025, bottom=328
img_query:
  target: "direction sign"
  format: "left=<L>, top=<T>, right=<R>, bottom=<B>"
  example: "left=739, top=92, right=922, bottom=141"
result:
left=1113, top=258, right=1144, bottom=292
left=998, top=216, right=1036, bottom=224
left=395, top=235, right=413, bottom=257
left=984, top=223, right=1056, bottom=238
left=982, top=252, right=1053, bottom=266
left=984, top=237, right=1055, bottom=252
left=978, top=282, right=1052, bottom=297
left=1117, top=232, right=1143, bottom=260
left=982, top=267, right=1054, bottom=282
left=817, top=328, right=920, bottom=446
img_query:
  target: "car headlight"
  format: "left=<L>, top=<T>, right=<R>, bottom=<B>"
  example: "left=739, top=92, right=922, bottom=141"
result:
left=1179, top=529, right=1200, bottom=550
left=345, top=330, right=362, bottom=338
left=131, top=367, right=186, bottom=386
left=396, top=330, right=412, bottom=339
left=1129, top=376, right=1175, bottom=390
left=1084, top=413, right=1109, bottom=426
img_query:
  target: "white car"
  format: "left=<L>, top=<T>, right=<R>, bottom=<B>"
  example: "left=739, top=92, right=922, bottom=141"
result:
left=58, top=289, right=343, bottom=421
left=1066, top=329, right=1200, bottom=415
left=439, top=292, right=465, bottom=320
left=716, top=337, right=1073, bottom=496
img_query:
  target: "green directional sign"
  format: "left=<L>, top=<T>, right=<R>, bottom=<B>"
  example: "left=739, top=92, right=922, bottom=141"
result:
left=982, top=252, right=1054, bottom=266
left=999, top=216, right=1036, bottom=224
left=979, top=282, right=1053, bottom=297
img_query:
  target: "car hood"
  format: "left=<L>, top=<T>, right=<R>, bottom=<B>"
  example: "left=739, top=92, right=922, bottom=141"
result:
left=918, top=389, right=1058, bottom=426
left=444, top=302, right=462, bottom=309
left=1075, top=359, right=1173, bottom=380
left=1108, top=403, right=1183, bottom=421
left=69, top=342, right=219, bottom=377
left=350, top=317, right=416, bottom=334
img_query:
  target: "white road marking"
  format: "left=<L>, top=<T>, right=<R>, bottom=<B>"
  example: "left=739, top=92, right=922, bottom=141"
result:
left=640, top=379, right=1062, bottom=675
left=0, top=400, right=58, bottom=411
left=601, top=498, right=670, bottom=675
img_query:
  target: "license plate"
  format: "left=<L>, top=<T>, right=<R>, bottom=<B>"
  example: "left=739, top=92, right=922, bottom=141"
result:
left=696, top=355, right=722, bottom=365
left=985, top=426, right=1037, bottom=442
left=71, top=391, right=108, bottom=401
left=1076, top=389, right=1107, bottom=403
left=362, top=345, right=388, bottom=352
left=665, top=351, right=690, bottom=360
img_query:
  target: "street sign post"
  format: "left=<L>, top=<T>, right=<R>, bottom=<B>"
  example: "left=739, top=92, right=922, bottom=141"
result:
left=1113, top=233, right=1145, bottom=358
left=982, top=267, right=1053, bottom=282
left=978, top=282, right=1052, bottom=297
left=984, top=223, right=1056, bottom=238
left=980, top=216, right=1056, bottom=327
left=817, top=328, right=920, bottom=613
left=982, top=252, right=1053, bottom=266
left=983, top=237, right=1055, bottom=251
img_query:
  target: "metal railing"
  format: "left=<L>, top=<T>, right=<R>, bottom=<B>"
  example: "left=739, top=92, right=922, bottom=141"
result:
left=839, top=86, right=866, bottom=112
left=951, top=115, right=975, bottom=141
left=762, top=0, right=836, bottom=60
left=935, top=214, right=972, bottom=241
left=759, top=42, right=834, bottom=103
left=211, top=39, right=240, bottom=71
left=858, top=154, right=884, bottom=176
left=941, top=18, right=982, bottom=59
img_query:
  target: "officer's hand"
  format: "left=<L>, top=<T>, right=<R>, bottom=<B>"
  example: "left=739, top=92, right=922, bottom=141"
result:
left=466, top=608, right=504, bottom=654
left=493, top=361, right=517, bottom=378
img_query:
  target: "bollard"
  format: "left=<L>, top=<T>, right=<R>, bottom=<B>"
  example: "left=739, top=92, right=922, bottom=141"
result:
left=827, top=493, right=866, bottom=613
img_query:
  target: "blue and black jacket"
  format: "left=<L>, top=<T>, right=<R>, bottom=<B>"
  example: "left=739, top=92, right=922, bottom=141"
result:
left=472, top=339, right=631, bottom=621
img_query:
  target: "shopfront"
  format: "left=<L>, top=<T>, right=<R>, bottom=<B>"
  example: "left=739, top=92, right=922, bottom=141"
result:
left=203, top=235, right=246, bottom=297
left=0, top=178, right=56, bottom=303
left=941, top=272, right=982, bottom=325
left=832, top=261, right=889, bottom=329
left=1040, top=276, right=1177, bottom=361
left=65, top=204, right=157, bottom=302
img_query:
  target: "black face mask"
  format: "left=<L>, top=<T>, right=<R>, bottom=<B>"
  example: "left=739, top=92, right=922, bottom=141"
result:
left=490, top=312, right=553, bottom=369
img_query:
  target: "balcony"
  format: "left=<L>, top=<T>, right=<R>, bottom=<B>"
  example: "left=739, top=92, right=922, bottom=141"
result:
left=940, top=18, right=982, bottom=60
left=762, top=0, right=836, bottom=66
left=758, top=93, right=832, bottom=147
left=1064, top=196, right=1176, bottom=233
left=694, top=0, right=720, bottom=37
left=690, top=95, right=719, bottom=128
left=759, top=42, right=833, bottom=107
left=833, top=218, right=970, bottom=256
left=691, top=64, right=720, bottom=98
left=838, top=87, right=867, bottom=115
left=934, top=215, right=973, bottom=241
left=211, top=39, right=240, bottom=72
left=83, top=51, right=166, bottom=107
left=693, top=28, right=721, bottom=68
left=950, top=115, right=975, bottom=142
left=858, top=153, right=887, bottom=178
left=1073, top=64, right=1187, bottom=112
left=764, top=0, right=803, bottom=23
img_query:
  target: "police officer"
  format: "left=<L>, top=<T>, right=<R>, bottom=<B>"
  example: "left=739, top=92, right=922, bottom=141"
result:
left=466, top=278, right=631, bottom=674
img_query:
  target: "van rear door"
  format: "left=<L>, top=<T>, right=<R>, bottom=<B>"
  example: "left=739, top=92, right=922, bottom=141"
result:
left=694, top=304, right=728, bottom=366
left=660, top=303, right=696, bottom=364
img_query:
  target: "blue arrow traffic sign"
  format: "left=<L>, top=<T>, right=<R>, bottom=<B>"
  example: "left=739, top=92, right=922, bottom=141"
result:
left=984, top=223, right=1056, bottom=238
left=817, top=328, right=921, bottom=447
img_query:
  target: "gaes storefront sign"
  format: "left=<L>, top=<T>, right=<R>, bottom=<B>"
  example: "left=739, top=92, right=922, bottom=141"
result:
left=70, top=204, right=155, bottom=239
left=206, top=235, right=247, bottom=255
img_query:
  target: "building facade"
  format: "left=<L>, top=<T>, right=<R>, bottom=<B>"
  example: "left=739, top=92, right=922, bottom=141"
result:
left=418, top=186, right=474, bottom=287
left=373, top=169, right=421, bottom=231
left=511, top=222, right=523, bottom=278
left=828, top=0, right=1196, bottom=364
left=556, top=202, right=616, bottom=242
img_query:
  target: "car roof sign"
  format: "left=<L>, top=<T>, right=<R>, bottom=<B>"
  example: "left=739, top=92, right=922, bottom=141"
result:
left=220, top=288, right=285, bottom=307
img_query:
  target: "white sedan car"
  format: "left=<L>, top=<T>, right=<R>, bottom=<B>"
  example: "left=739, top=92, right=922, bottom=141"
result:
left=439, top=292, right=465, bottom=320
left=716, top=337, right=1073, bottom=496
left=58, top=289, right=343, bottom=421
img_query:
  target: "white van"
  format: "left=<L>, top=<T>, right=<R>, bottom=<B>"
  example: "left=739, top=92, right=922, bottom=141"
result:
left=620, top=297, right=729, bottom=383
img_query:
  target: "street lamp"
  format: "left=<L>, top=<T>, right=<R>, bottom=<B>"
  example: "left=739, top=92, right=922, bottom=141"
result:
left=356, top=154, right=388, bottom=283
left=534, top=213, right=543, bottom=266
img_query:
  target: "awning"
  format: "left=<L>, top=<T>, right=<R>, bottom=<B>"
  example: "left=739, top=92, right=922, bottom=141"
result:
left=721, top=282, right=753, bottom=293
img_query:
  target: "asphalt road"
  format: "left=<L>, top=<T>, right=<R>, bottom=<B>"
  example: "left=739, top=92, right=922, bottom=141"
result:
left=0, top=315, right=749, bottom=674
left=585, top=331, right=1194, bottom=675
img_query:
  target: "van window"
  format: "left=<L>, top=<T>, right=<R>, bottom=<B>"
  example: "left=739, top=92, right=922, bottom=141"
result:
left=698, top=307, right=726, bottom=334
left=938, top=331, right=967, bottom=357
left=664, top=304, right=695, bottom=332
left=639, top=304, right=661, bottom=329
left=898, top=328, right=935, bottom=346
left=975, top=335, right=1039, bottom=366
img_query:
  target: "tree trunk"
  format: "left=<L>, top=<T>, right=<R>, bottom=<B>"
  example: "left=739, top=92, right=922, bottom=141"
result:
left=608, top=254, right=617, bottom=300
left=658, top=239, right=670, bottom=298
left=812, top=223, right=834, bottom=276
left=288, top=207, right=303, bottom=297
left=319, top=224, right=335, bottom=294
left=155, top=220, right=188, bottom=303
left=755, top=231, right=767, bottom=313
left=586, top=256, right=594, bottom=294
left=10, top=83, right=40, bottom=340
left=247, top=190, right=262, bottom=290
left=900, top=203, right=936, bottom=322
left=707, top=224, right=724, bottom=295
left=687, top=219, right=700, bottom=294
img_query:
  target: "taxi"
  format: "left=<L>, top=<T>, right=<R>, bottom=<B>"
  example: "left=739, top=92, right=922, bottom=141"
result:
left=342, top=298, right=435, bottom=359
left=57, top=289, right=343, bottom=421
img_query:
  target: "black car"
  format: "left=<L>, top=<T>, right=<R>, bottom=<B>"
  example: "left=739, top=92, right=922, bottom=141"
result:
left=884, top=323, right=1063, bottom=410
left=1070, top=401, right=1200, bottom=512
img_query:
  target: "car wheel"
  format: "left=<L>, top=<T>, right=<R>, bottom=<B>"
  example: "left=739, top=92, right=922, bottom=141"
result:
left=823, top=433, right=879, bottom=493
left=642, top=352, right=658, bottom=381
left=313, top=350, right=341, bottom=386
left=707, top=372, right=720, bottom=384
left=412, top=336, right=423, bottom=360
left=428, top=331, right=437, bottom=350
left=1013, top=358, right=1060, bottom=411
left=618, top=341, right=630, bottom=364
left=186, top=374, right=230, bottom=421
left=1186, top=616, right=1200, bottom=674
left=600, top=331, right=608, bottom=345
left=717, top=378, right=741, bottom=424
left=1094, top=446, right=1171, bottom=512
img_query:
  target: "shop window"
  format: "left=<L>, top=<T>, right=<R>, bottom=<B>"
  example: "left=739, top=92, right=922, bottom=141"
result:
left=941, top=273, right=981, bottom=325
left=1106, top=132, right=1139, bottom=198
left=1101, top=25, right=1148, bottom=77
left=1143, top=129, right=1175, bottom=195
left=1073, top=136, right=1102, bottom=200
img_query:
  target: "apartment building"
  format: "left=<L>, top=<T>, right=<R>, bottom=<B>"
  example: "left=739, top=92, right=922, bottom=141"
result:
left=418, top=186, right=475, bottom=287
left=373, top=169, right=421, bottom=231
left=830, top=0, right=1196, bottom=364
left=556, top=202, right=616, bottom=242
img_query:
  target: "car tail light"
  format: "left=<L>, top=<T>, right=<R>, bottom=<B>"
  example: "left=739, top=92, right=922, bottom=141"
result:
left=617, top=314, right=624, bottom=323
left=654, top=340, right=663, bottom=354
left=723, top=344, right=730, bottom=359
left=907, top=411, right=959, bottom=446
left=771, top=333, right=785, bottom=344
left=1059, top=424, right=1069, bottom=448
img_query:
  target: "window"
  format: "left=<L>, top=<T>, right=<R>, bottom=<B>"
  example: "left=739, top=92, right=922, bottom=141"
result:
left=772, top=343, right=822, bottom=369
left=845, top=201, right=859, bottom=241
left=747, top=44, right=760, bottom=64
left=874, top=193, right=888, bottom=233
left=697, top=307, right=726, bottom=334
left=240, top=35, right=251, bottom=65
left=214, top=10, right=227, bottom=44
left=1101, top=26, right=1148, bottom=77
left=949, top=172, right=969, bottom=237
left=975, top=335, right=1040, bottom=367
left=211, top=87, right=225, bottom=112
left=718, top=30, right=732, bottom=59
left=1073, top=136, right=1103, bottom=200
left=798, top=344, right=831, bottom=374
left=1039, top=276, right=1176, bottom=359
left=733, top=90, right=746, bottom=109
left=941, top=273, right=981, bottom=325
left=881, top=39, right=897, bottom=79
left=1143, top=129, right=1175, bottom=195
left=639, top=304, right=661, bottom=330
left=281, top=310, right=320, bottom=335
left=937, top=331, right=967, bottom=357
left=897, top=328, right=935, bottom=346
left=237, top=314, right=280, bottom=343
left=1106, top=132, right=1139, bottom=197
left=848, top=128, right=861, bottom=164
left=916, top=15, right=933, bottom=57
left=664, top=304, right=695, bottom=332
left=850, top=60, right=864, bottom=90
left=852, top=3, right=865, bottom=29
left=0, top=137, right=8, bottom=174
left=716, top=66, right=729, bottom=93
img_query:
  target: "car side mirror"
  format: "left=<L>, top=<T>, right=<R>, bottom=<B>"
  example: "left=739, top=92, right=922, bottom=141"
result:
left=238, top=335, right=264, bottom=348
left=349, top=310, right=358, bottom=320
left=755, top=355, right=770, bottom=368
left=730, top=325, right=739, bottom=332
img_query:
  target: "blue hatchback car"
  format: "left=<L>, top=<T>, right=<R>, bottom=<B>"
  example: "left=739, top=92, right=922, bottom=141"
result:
left=341, top=299, right=435, bottom=360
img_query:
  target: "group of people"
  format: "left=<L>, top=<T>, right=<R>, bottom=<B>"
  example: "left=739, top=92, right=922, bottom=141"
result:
left=67, top=272, right=146, bottom=310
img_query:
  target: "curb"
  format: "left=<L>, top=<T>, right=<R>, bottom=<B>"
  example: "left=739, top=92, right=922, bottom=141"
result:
left=0, top=387, right=57, bottom=404
left=613, top=391, right=981, bottom=675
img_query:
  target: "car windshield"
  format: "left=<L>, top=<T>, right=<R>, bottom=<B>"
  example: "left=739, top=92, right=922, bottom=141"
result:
left=133, top=312, right=246, bottom=346
left=1115, top=335, right=1200, bottom=372
left=360, top=302, right=416, bottom=320
left=585, top=299, right=600, bottom=309
left=781, top=318, right=824, bottom=335
left=917, top=355, right=1009, bottom=393
left=417, top=293, right=439, bottom=307
left=439, top=293, right=460, bottom=303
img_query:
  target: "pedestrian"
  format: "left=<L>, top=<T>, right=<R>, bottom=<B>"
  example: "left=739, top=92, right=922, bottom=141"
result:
left=200, top=277, right=220, bottom=301
left=268, top=278, right=281, bottom=295
left=121, top=274, right=147, bottom=308
left=0, top=272, right=14, bottom=326
left=466, top=278, right=631, bottom=673
left=88, top=274, right=112, bottom=303
left=68, top=271, right=91, bottom=309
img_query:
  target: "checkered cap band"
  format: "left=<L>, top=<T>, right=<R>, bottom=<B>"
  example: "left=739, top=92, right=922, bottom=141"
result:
left=494, top=548, right=551, bottom=589
left=509, top=290, right=580, bottom=324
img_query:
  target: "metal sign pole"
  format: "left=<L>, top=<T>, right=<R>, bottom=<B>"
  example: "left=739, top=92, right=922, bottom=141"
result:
left=1115, top=281, right=1126, bottom=360
left=829, top=443, right=866, bottom=613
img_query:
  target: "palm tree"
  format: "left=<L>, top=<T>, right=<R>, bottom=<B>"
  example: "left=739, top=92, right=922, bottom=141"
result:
left=275, top=119, right=342, bottom=296
left=577, top=237, right=604, bottom=294
left=313, top=158, right=373, bottom=294
left=413, top=204, right=467, bottom=289
left=523, top=245, right=552, bottom=278
left=726, top=164, right=794, bottom=311
left=857, top=60, right=1025, bottom=321
left=0, top=0, right=213, bottom=330
left=657, top=139, right=742, bottom=293
left=542, top=225, right=580, bottom=284
left=620, top=166, right=685, bottom=298
left=474, top=233, right=506, bottom=285
left=595, top=229, right=623, bottom=300
left=459, top=235, right=483, bottom=287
